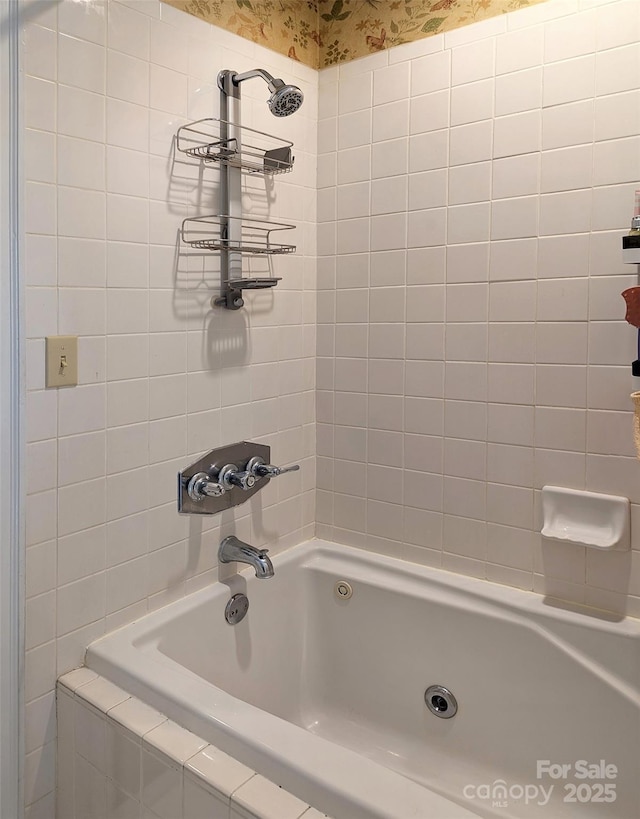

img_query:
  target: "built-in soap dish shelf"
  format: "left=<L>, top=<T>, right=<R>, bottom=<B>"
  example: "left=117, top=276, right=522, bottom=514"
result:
left=180, top=214, right=296, bottom=255
left=176, top=118, right=294, bottom=175
left=541, top=486, right=630, bottom=551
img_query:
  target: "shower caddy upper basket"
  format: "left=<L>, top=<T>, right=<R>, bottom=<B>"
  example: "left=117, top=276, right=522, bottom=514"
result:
left=176, top=117, right=294, bottom=175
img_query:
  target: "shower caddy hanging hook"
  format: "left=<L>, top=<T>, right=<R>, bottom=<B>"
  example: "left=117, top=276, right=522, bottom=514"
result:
left=176, top=68, right=304, bottom=310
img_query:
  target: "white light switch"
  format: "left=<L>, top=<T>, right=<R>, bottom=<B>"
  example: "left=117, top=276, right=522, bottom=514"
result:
left=46, top=336, right=78, bottom=387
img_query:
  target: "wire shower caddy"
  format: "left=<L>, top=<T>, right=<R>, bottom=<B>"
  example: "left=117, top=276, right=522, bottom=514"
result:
left=176, top=105, right=298, bottom=308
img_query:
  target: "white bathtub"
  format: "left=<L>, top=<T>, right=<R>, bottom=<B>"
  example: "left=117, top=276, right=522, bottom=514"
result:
left=86, top=539, right=640, bottom=819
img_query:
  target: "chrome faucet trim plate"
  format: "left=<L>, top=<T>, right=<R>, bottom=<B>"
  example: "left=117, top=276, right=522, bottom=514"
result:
left=178, top=441, right=300, bottom=516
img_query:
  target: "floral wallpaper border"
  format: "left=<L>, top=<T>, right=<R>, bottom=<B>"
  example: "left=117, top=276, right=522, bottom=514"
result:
left=163, top=0, right=550, bottom=69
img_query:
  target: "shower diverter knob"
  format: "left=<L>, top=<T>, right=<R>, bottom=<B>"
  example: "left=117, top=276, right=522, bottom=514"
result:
left=247, top=456, right=300, bottom=478
left=218, top=463, right=256, bottom=491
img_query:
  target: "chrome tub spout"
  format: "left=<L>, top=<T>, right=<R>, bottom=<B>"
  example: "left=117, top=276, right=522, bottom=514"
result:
left=218, top=535, right=274, bottom=579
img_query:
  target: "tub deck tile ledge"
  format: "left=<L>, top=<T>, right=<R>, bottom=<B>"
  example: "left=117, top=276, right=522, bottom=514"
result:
left=108, top=695, right=168, bottom=738
left=143, top=719, right=209, bottom=767
left=73, top=674, right=131, bottom=713
left=185, top=743, right=255, bottom=798
left=56, top=671, right=333, bottom=819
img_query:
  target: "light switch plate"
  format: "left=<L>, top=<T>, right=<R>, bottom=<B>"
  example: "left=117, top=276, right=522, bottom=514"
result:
left=46, top=335, right=78, bottom=387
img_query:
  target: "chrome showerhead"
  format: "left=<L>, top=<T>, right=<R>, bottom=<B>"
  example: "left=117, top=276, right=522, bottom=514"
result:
left=229, top=68, right=304, bottom=117
left=267, top=81, right=304, bottom=117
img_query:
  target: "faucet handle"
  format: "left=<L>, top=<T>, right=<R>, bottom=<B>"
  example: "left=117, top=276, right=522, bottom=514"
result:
left=218, top=463, right=256, bottom=491
left=187, top=472, right=225, bottom=502
left=247, top=456, right=300, bottom=479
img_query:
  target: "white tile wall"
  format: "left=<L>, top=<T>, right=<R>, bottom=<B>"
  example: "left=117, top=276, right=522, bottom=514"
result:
left=316, top=0, right=640, bottom=625
left=23, top=0, right=317, bottom=811
left=21, top=0, right=640, bottom=813
left=57, top=672, right=330, bottom=819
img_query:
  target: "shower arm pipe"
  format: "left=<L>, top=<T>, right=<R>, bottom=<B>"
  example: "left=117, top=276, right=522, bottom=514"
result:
left=232, top=68, right=285, bottom=92
left=215, top=70, right=244, bottom=310
left=233, top=68, right=274, bottom=85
